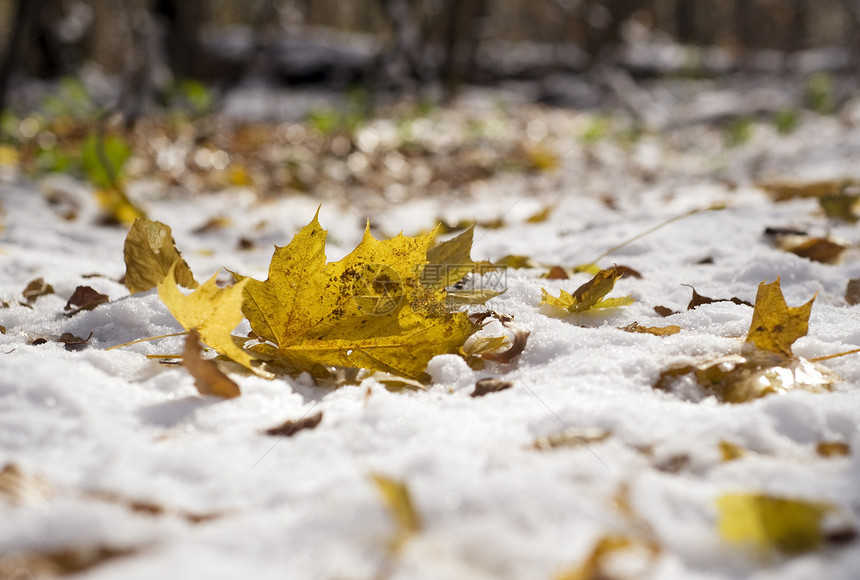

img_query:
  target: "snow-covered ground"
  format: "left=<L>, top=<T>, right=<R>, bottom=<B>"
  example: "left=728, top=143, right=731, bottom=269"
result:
left=2, top=87, right=860, bottom=579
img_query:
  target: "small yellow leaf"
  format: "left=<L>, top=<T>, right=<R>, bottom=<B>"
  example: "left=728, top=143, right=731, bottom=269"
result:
left=744, top=278, right=815, bottom=356
left=619, top=321, right=681, bottom=336
left=555, top=535, right=659, bottom=580
left=158, top=263, right=258, bottom=372
left=541, top=266, right=633, bottom=314
left=526, top=205, right=554, bottom=223
left=371, top=474, right=421, bottom=550
left=717, top=493, right=834, bottom=554
left=124, top=218, right=197, bottom=294
left=182, top=330, right=241, bottom=399
left=719, top=440, right=746, bottom=462
left=95, top=187, right=145, bottom=226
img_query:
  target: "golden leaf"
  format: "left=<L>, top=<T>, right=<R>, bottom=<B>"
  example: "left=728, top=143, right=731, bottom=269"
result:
left=541, top=266, right=633, bottom=314
left=241, top=214, right=478, bottom=380
left=124, top=218, right=197, bottom=294
left=421, top=225, right=476, bottom=290
left=619, top=321, right=681, bottom=336
left=371, top=474, right=421, bottom=551
left=158, top=263, right=258, bottom=372
left=717, top=493, right=838, bottom=554
left=182, top=330, right=241, bottom=399
left=745, top=278, right=815, bottom=356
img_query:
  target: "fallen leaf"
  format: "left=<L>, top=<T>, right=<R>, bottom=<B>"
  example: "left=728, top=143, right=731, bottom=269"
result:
left=684, top=285, right=751, bottom=310
left=655, top=351, right=836, bottom=403
left=819, top=193, right=859, bottom=222
left=533, top=428, right=611, bottom=450
left=744, top=278, right=814, bottom=357
left=263, top=411, right=323, bottom=437
left=555, top=535, right=659, bottom=580
left=845, top=279, right=860, bottom=305
left=526, top=205, right=554, bottom=223
left=758, top=179, right=853, bottom=202
left=479, top=315, right=530, bottom=363
left=64, top=286, right=109, bottom=314
left=619, top=322, right=681, bottom=336
left=58, top=331, right=93, bottom=351
left=0, top=545, right=136, bottom=578
left=471, top=378, right=513, bottom=397
left=614, top=265, right=642, bottom=279
left=494, top=254, right=539, bottom=269
left=716, top=493, right=851, bottom=555
left=541, top=266, right=633, bottom=314
left=371, top=474, right=421, bottom=550
left=124, top=218, right=197, bottom=294
left=815, top=441, right=850, bottom=457
left=0, top=464, right=52, bottom=506
left=544, top=265, right=569, bottom=279
left=159, top=263, right=258, bottom=373
left=653, top=305, right=677, bottom=317
left=182, top=329, right=241, bottom=399
left=719, top=440, right=746, bottom=462
left=785, top=237, right=845, bottom=263
left=240, top=213, right=478, bottom=380
left=22, top=278, right=54, bottom=303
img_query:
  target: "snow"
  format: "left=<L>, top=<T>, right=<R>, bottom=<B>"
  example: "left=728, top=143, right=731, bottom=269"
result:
left=2, top=91, right=860, bottom=580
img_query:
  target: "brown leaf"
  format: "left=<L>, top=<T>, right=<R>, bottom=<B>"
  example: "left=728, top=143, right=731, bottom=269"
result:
left=787, top=237, right=845, bottom=263
left=471, top=378, right=513, bottom=397
left=745, top=278, right=814, bottom=356
left=533, top=428, right=611, bottom=450
left=684, top=285, right=751, bottom=310
left=544, top=265, right=568, bottom=280
left=758, top=179, right=851, bottom=201
left=614, top=264, right=642, bottom=279
left=22, top=278, right=54, bottom=303
left=58, top=331, right=93, bottom=351
left=64, top=286, right=109, bottom=314
left=0, top=463, right=52, bottom=506
left=654, top=305, right=677, bottom=317
left=263, top=411, right=323, bottom=437
left=1, top=545, right=135, bottom=578
left=481, top=317, right=530, bottom=364
left=183, top=330, right=241, bottom=399
left=846, top=279, right=860, bottom=305
left=816, top=441, right=850, bottom=457
left=619, top=321, right=681, bottom=336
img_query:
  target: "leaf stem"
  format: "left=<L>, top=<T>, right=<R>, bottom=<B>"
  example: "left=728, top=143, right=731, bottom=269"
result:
left=809, top=347, right=860, bottom=362
left=589, top=204, right=725, bottom=265
left=105, top=331, right=188, bottom=351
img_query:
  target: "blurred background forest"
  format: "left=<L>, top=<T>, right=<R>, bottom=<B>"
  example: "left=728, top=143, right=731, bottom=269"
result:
left=1, top=0, right=859, bottom=116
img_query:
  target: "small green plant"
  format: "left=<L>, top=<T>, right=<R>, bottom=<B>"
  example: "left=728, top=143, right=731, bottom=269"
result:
left=806, top=72, right=835, bottom=114
left=773, top=108, right=799, bottom=134
left=726, top=117, right=753, bottom=147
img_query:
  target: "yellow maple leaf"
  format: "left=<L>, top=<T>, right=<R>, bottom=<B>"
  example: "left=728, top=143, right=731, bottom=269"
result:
left=717, top=493, right=836, bottom=554
left=420, top=225, right=477, bottom=290
left=744, top=278, right=815, bottom=356
left=541, top=266, right=633, bottom=314
left=158, top=263, right=258, bottom=372
left=124, top=218, right=197, bottom=294
left=241, top=213, right=479, bottom=380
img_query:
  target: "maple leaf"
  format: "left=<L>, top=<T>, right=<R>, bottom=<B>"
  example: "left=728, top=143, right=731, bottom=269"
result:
left=241, top=213, right=479, bottom=380
left=124, top=218, right=197, bottom=294
left=158, top=263, right=259, bottom=372
left=420, top=225, right=476, bottom=290
left=541, top=266, right=633, bottom=314
left=744, top=278, right=815, bottom=356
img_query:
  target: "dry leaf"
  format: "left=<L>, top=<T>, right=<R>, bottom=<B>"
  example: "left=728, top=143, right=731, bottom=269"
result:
left=744, top=278, right=814, bottom=357
left=819, top=193, right=860, bottom=222
left=159, top=263, right=259, bottom=373
left=0, top=545, right=136, bottom=578
left=619, top=322, right=681, bottom=336
left=544, top=265, right=569, bottom=280
left=371, top=474, right=421, bottom=550
left=0, top=464, right=52, bottom=506
left=758, top=179, right=853, bottom=201
left=719, top=440, right=746, bottom=462
left=533, top=428, right=611, bottom=450
left=182, top=330, right=241, bottom=398
left=554, top=535, right=659, bottom=580
left=480, top=315, right=530, bottom=363
left=653, top=305, right=677, bottom=317
left=541, top=266, right=633, bottom=314
left=263, top=411, right=323, bottom=437
left=684, top=285, right=751, bottom=310
left=64, top=286, right=109, bottom=314
left=58, top=331, right=93, bottom=351
left=816, top=441, right=850, bottom=457
left=526, top=205, right=554, bottom=223
left=22, top=278, right=54, bottom=303
left=845, top=279, right=860, bottom=305
left=717, top=493, right=852, bottom=555
left=124, top=218, right=197, bottom=294
left=471, top=378, right=513, bottom=397
left=240, top=212, right=477, bottom=380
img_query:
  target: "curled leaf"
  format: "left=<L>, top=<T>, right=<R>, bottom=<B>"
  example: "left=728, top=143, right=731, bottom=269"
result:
left=124, top=218, right=197, bottom=294
left=263, top=411, right=323, bottom=437
left=183, top=330, right=241, bottom=399
left=541, top=266, right=633, bottom=314
left=22, top=278, right=54, bottom=303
